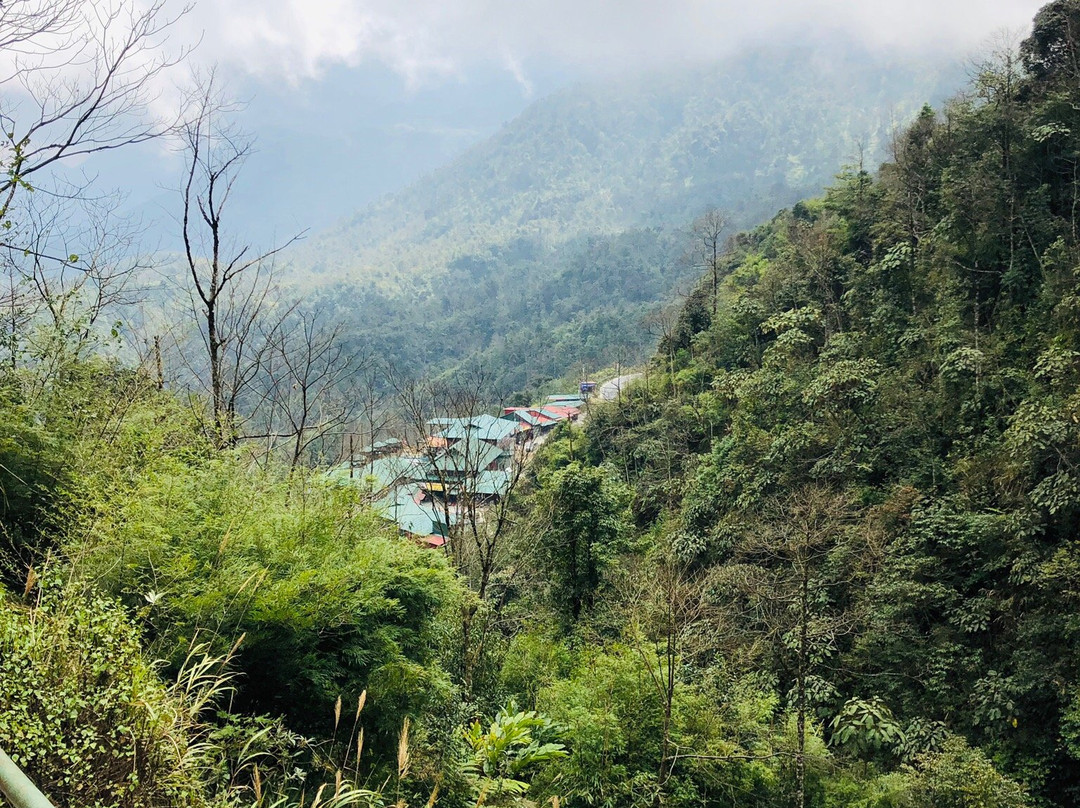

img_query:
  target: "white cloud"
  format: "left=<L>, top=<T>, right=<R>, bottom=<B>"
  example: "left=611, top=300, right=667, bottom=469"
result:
left=176, top=0, right=1044, bottom=88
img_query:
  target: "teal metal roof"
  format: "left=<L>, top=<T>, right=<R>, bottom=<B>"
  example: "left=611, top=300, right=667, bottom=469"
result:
left=480, top=417, right=518, bottom=442
left=376, top=485, right=456, bottom=538
left=434, top=440, right=505, bottom=475
left=473, top=470, right=512, bottom=497
left=435, top=413, right=518, bottom=443
left=365, top=456, right=421, bottom=489
left=327, top=455, right=425, bottom=492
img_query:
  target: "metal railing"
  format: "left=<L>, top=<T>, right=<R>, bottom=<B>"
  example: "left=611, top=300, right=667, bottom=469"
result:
left=0, top=746, right=55, bottom=808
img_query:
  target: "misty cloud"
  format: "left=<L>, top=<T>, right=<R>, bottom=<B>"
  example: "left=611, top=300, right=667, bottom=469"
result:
left=180, top=0, right=1046, bottom=88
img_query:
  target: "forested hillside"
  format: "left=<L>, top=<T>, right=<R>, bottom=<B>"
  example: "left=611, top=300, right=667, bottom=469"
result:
left=528, top=4, right=1080, bottom=804
left=9, top=3, right=1080, bottom=808
left=292, top=45, right=959, bottom=395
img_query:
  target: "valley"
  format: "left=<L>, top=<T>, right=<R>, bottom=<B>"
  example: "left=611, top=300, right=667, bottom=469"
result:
left=3, top=3, right=1078, bottom=808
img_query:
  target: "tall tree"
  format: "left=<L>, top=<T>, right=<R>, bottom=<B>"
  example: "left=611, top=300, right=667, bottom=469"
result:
left=691, top=208, right=727, bottom=317
left=178, top=74, right=302, bottom=447
left=536, top=461, right=625, bottom=623
left=717, top=486, right=862, bottom=808
left=1021, top=0, right=1080, bottom=83
left=625, top=554, right=708, bottom=797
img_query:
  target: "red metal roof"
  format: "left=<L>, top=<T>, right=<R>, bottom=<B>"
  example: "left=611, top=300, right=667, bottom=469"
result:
left=540, top=405, right=580, bottom=420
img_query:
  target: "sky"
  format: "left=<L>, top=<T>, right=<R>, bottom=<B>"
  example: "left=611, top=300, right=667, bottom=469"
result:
left=177, top=0, right=1044, bottom=89
left=67, top=0, right=1048, bottom=248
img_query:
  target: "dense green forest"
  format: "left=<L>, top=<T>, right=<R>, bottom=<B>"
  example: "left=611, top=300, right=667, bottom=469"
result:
left=291, top=48, right=958, bottom=395
left=543, top=3, right=1080, bottom=804
left=10, top=2, right=1080, bottom=808
left=310, top=227, right=686, bottom=396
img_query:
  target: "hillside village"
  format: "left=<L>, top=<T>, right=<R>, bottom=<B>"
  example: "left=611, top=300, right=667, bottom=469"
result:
left=328, top=390, right=590, bottom=545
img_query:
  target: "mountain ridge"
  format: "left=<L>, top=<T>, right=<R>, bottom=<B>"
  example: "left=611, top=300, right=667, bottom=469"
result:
left=285, top=42, right=967, bottom=395
left=292, top=44, right=962, bottom=287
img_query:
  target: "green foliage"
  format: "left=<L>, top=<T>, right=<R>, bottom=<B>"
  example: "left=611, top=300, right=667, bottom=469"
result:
left=529, top=649, right=793, bottom=808
left=548, top=8, right=1080, bottom=804
left=532, top=461, right=628, bottom=623
left=535, top=647, right=666, bottom=808
left=71, top=448, right=460, bottom=745
left=1021, top=1, right=1080, bottom=82
left=462, top=701, right=567, bottom=805
left=0, top=591, right=207, bottom=808
left=498, top=631, right=573, bottom=708
left=0, top=394, right=68, bottom=584
left=831, top=698, right=906, bottom=757
left=0, top=336, right=487, bottom=808
left=904, top=738, right=1031, bottom=808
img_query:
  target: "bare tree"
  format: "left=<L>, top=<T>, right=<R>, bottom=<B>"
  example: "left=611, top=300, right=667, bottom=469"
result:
left=255, top=308, right=370, bottom=469
left=0, top=0, right=188, bottom=223
left=178, top=72, right=302, bottom=447
left=691, top=208, right=727, bottom=317
left=644, top=305, right=680, bottom=389
left=788, top=218, right=846, bottom=337
left=389, top=366, right=527, bottom=692
left=348, top=359, right=394, bottom=473
left=623, top=556, right=709, bottom=799
left=0, top=186, right=147, bottom=363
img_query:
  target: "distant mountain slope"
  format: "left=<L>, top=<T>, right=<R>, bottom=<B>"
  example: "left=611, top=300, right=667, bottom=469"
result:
left=291, top=42, right=964, bottom=393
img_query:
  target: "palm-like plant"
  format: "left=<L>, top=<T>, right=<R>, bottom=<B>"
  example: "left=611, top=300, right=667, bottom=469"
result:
left=463, top=702, right=567, bottom=805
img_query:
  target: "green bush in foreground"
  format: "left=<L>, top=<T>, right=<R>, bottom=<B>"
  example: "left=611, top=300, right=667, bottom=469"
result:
left=0, top=592, right=208, bottom=808
left=69, top=442, right=463, bottom=759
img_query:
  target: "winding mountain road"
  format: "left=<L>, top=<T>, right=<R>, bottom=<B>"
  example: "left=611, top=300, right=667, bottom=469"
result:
left=597, top=373, right=642, bottom=402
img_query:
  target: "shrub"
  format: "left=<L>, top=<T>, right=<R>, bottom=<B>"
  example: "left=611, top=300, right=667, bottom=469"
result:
left=0, top=592, right=207, bottom=808
left=904, top=737, right=1030, bottom=808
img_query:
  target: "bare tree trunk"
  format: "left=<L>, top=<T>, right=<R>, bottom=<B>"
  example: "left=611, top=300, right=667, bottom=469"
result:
left=796, top=565, right=808, bottom=808
left=690, top=208, right=727, bottom=317
left=154, top=336, right=164, bottom=391
left=208, top=300, right=227, bottom=443
left=178, top=72, right=302, bottom=449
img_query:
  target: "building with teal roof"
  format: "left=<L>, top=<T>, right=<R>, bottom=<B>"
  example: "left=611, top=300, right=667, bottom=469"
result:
left=375, top=485, right=455, bottom=546
left=327, top=454, right=427, bottom=493
left=433, top=413, right=518, bottom=446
